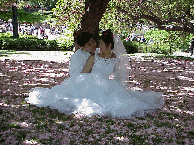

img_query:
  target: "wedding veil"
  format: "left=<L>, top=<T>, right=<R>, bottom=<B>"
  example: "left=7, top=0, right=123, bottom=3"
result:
left=112, top=33, right=130, bottom=89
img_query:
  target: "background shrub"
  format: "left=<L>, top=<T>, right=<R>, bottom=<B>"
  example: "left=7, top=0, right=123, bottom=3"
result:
left=122, top=40, right=138, bottom=54
left=0, top=32, right=69, bottom=51
left=0, top=38, right=62, bottom=51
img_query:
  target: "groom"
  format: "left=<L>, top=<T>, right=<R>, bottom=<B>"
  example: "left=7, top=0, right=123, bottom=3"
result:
left=69, top=32, right=97, bottom=77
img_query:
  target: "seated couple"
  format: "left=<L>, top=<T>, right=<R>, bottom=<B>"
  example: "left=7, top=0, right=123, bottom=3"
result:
left=26, top=29, right=164, bottom=119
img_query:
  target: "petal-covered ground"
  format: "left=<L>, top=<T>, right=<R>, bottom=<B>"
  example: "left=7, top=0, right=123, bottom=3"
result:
left=0, top=55, right=194, bottom=144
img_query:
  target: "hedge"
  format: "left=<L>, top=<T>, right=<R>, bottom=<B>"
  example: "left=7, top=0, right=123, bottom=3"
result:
left=0, top=37, right=72, bottom=51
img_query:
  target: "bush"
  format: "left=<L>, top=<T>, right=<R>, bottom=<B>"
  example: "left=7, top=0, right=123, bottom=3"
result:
left=19, top=33, right=38, bottom=39
left=0, top=32, right=12, bottom=38
left=123, top=40, right=138, bottom=54
left=144, top=28, right=193, bottom=54
left=0, top=39, right=2, bottom=49
left=0, top=37, right=61, bottom=51
left=147, top=43, right=170, bottom=55
left=0, top=32, right=72, bottom=51
left=55, top=29, right=74, bottom=50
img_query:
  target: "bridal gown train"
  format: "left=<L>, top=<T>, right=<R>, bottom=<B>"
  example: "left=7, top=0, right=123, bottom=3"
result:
left=25, top=52, right=164, bottom=119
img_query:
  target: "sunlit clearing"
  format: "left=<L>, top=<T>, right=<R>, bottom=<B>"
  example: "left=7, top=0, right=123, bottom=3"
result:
left=55, top=120, right=63, bottom=124
left=23, top=140, right=41, bottom=145
left=178, top=76, right=194, bottom=81
left=0, top=73, right=6, bottom=76
left=38, top=78, right=50, bottom=82
left=180, top=87, right=194, bottom=91
left=0, top=103, right=20, bottom=108
left=114, top=136, right=129, bottom=142
left=39, top=72, right=66, bottom=78
left=18, top=121, right=30, bottom=127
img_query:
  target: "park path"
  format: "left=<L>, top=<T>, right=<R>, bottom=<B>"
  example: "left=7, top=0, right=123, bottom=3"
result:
left=0, top=51, right=74, bottom=62
left=0, top=51, right=193, bottom=63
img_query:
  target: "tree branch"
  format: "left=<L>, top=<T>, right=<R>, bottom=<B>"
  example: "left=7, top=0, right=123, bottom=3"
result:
left=116, top=6, right=162, bottom=25
left=116, top=6, right=194, bottom=34
left=158, top=25, right=193, bottom=34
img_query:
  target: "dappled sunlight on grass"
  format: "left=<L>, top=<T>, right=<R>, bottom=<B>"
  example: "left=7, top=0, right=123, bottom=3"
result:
left=0, top=56, right=194, bottom=144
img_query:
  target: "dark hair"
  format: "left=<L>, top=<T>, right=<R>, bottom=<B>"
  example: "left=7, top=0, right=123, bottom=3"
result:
left=99, top=29, right=114, bottom=50
left=77, top=32, right=94, bottom=47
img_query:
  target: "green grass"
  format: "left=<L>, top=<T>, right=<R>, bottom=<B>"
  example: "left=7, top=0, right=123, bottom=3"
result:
left=0, top=50, right=30, bottom=57
left=0, top=55, right=193, bottom=144
left=128, top=52, right=194, bottom=61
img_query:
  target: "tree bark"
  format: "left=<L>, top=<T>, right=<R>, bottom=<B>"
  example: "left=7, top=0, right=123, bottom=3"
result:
left=12, top=5, right=19, bottom=38
left=74, top=0, right=110, bottom=47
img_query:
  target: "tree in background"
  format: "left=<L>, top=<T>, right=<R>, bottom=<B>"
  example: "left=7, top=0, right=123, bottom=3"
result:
left=0, top=0, right=57, bottom=38
left=54, top=0, right=110, bottom=44
left=53, top=0, right=193, bottom=53
left=115, top=0, right=194, bottom=34
left=54, top=0, right=194, bottom=38
left=0, top=1, right=19, bottom=38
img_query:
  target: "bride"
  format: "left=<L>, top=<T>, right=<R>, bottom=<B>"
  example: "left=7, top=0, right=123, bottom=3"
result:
left=25, top=29, right=164, bottom=119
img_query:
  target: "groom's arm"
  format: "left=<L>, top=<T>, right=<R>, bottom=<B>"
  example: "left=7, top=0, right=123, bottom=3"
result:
left=81, top=54, right=95, bottom=73
left=69, top=50, right=85, bottom=77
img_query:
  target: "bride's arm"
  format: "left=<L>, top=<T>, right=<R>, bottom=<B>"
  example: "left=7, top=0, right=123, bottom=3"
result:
left=81, top=54, right=95, bottom=73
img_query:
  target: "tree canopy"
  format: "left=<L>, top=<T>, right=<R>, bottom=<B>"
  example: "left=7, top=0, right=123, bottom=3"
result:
left=53, top=0, right=194, bottom=35
left=0, top=0, right=55, bottom=23
left=115, top=0, right=194, bottom=34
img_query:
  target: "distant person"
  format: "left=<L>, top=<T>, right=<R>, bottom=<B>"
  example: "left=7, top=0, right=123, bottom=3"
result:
left=142, top=36, right=146, bottom=43
left=36, top=28, right=38, bottom=37
left=189, top=38, right=194, bottom=56
left=30, top=25, right=34, bottom=35
left=40, top=27, right=45, bottom=37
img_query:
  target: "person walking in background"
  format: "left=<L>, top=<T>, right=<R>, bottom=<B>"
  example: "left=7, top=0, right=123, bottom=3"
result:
left=36, top=28, right=38, bottom=37
left=30, top=25, right=34, bottom=35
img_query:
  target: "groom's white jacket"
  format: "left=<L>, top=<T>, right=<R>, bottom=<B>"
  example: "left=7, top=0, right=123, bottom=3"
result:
left=69, top=49, right=91, bottom=77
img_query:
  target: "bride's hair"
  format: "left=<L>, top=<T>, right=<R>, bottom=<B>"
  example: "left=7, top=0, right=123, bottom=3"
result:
left=99, top=29, right=114, bottom=50
left=77, top=32, right=94, bottom=47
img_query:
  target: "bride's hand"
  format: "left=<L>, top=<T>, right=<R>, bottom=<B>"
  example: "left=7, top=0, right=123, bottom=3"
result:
left=81, top=54, right=95, bottom=73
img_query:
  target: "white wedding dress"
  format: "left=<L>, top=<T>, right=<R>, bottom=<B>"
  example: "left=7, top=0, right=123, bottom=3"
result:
left=25, top=51, right=164, bottom=119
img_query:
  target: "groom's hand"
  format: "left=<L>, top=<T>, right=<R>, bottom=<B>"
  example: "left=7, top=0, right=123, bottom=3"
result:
left=81, top=54, right=95, bottom=73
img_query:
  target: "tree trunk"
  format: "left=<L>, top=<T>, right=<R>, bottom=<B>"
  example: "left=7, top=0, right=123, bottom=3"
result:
left=12, top=5, right=19, bottom=38
left=74, top=0, right=110, bottom=47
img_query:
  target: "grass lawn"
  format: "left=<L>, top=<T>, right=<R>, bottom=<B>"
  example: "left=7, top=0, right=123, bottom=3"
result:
left=0, top=50, right=30, bottom=57
left=0, top=52, right=194, bottom=144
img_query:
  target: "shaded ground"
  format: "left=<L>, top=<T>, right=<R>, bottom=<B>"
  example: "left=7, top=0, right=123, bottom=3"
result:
left=0, top=54, right=194, bottom=144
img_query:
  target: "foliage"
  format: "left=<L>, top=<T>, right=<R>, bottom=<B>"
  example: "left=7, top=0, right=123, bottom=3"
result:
left=18, top=33, right=38, bottom=39
left=0, top=0, right=58, bottom=10
left=0, top=9, right=48, bottom=23
left=0, top=0, right=15, bottom=11
left=99, top=1, right=135, bottom=36
left=0, top=32, right=13, bottom=38
left=0, top=32, right=74, bottom=51
left=55, top=28, right=74, bottom=50
left=17, top=0, right=59, bottom=8
left=53, top=0, right=194, bottom=39
left=123, top=40, right=138, bottom=54
left=53, top=0, right=85, bottom=30
left=143, top=28, right=193, bottom=54
left=0, top=37, right=61, bottom=51
left=0, top=32, right=38, bottom=39
left=114, top=0, right=194, bottom=34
